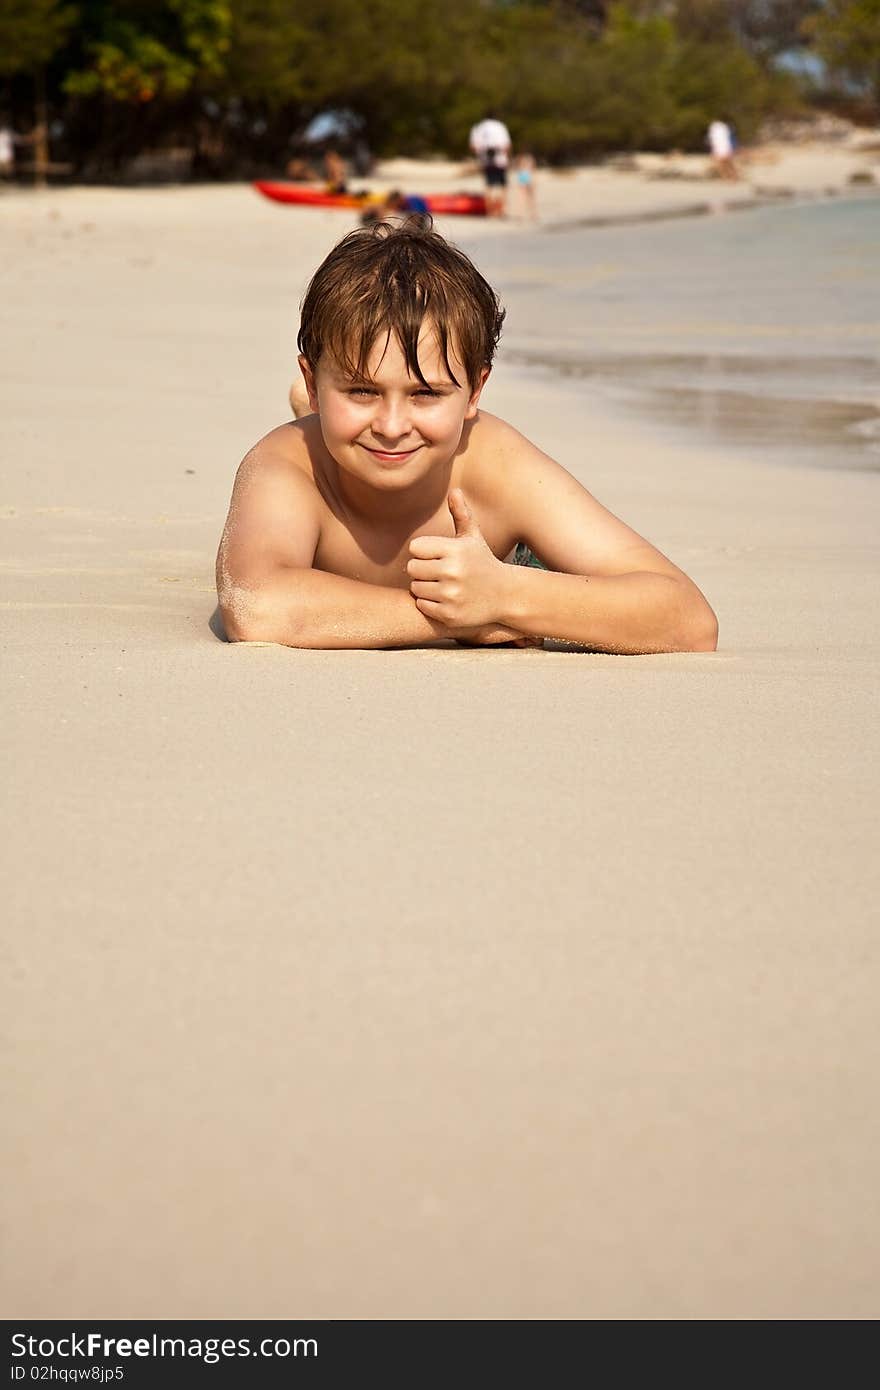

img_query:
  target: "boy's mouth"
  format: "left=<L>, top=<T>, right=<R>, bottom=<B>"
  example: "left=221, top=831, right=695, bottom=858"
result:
left=362, top=445, right=421, bottom=464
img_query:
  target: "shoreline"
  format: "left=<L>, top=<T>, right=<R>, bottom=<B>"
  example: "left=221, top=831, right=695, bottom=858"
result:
left=4, top=127, right=878, bottom=232
left=374, top=131, right=880, bottom=231
left=463, top=190, right=880, bottom=477
left=502, top=350, right=880, bottom=476
left=542, top=181, right=880, bottom=232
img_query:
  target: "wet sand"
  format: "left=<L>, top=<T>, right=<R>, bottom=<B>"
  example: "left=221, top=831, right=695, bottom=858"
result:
left=2, top=180, right=879, bottom=1319
left=507, top=350, right=880, bottom=471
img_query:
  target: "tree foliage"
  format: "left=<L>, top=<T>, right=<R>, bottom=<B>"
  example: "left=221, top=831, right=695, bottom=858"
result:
left=0, top=0, right=78, bottom=76
left=805, top=0, right=880, bottom=106
left=0, top=0, right=855, bottom=176
left=63, top=0, right=231, bottom=101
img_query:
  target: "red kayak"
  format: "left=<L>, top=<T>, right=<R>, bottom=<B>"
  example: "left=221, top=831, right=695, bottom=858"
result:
left=253, top=181, right=487, bottom=217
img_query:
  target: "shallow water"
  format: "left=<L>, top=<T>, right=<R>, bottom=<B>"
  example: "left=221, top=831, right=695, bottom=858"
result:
left=461, top=194, right=880, bottom=470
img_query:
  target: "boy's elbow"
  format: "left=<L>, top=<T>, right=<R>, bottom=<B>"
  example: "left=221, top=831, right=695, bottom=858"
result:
left=219, top=585, right=297, bottom=645
left=677, top=591, right=719, bottom=652
left=685, top=613, right=719, bottom=652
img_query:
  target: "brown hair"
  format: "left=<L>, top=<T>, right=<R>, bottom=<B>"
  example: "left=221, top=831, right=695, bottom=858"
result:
left=297, top=219, right=505, bottom=391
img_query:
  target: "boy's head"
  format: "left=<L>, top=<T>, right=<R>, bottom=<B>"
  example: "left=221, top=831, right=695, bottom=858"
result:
left=297, top=220, right=505, bottom=393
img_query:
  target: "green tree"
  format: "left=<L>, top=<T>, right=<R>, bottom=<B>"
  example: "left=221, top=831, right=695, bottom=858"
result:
left=65, top=0, right=231, bottom=102
left=805, top=0, right=880, bottom=108
left=589, top=6, right=680, bottom=148
left=728, top=0, right=822, bottom=61
left=0, top=0, right=78, bottom=76
left=14, top=0, right=815, bottom=178
left=225, top=0, right=309, bottom=106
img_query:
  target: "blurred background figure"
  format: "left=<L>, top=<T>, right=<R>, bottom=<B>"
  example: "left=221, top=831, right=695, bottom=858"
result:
left=284, top=156, right=312, bottom=181
left=514, top=152, right=538, bottom=220
left=323, top=148, right=347, bottom=192
left=281, top=108, right=373, bottom=184
left=469, top=110, right=511, bottom=217
left=360, top=189, right=430, bottom=228
left=0, top=121, right=15, bottom=179
left=707, top=117, right=739, bottom=181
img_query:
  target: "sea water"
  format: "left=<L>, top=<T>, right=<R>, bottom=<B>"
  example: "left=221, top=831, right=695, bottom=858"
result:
left=469, top=194, right=880, bottom=471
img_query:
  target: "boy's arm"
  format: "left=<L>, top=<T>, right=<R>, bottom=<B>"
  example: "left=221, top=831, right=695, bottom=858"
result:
left=410, top=427, right=718, bottom=653
left=216, top=435, right=527, bottom=649
left=493, top=434, right=718, bottom=651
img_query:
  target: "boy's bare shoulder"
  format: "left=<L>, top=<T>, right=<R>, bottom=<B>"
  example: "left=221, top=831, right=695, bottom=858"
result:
left=464, top=408, right=534, bottom=454
left=220, top=418, right=327, bottom=582
left=459, top=409, right=545, bottom=493
left=234, top=417, right=324, bottom=492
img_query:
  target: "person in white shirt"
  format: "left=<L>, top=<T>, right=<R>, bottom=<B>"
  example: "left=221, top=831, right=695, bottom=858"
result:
left=707, top=119, right=739, bottom=181
left=0, top=124, right=15, bottom=178
left=468, top=112, right=512, bottom=217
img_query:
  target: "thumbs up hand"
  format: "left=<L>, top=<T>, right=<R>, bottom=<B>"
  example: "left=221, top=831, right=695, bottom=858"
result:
left=407, top=487, right=515, bottom=632
left=447, top=487, right=481, bottom=539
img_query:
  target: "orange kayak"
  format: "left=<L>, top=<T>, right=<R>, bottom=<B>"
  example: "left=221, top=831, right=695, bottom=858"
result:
left=253, top=181, right=487, bottom=216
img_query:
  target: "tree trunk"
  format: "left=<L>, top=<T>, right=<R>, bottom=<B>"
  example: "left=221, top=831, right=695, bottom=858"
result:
left=34, top=66, right=49, bottom=188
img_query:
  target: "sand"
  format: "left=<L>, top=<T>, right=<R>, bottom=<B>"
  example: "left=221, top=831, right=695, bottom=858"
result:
left=2, top=150, right=879, bottom=1320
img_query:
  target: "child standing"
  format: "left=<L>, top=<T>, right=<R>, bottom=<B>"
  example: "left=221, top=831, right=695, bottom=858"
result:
left=514, top=153, right=538, bottom=221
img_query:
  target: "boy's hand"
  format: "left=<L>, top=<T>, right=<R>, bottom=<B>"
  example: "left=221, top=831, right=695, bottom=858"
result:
left=408, top=489, right=511, bottom=630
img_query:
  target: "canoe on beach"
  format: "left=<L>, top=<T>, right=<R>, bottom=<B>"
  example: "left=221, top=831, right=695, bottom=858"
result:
left=253, top=181, right=488, bottom=216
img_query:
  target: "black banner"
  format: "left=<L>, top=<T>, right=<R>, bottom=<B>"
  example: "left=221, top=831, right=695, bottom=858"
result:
left=4, top=1321, right=557, bottom=1384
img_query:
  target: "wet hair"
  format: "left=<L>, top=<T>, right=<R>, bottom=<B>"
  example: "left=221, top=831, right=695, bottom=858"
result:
left=297, top=220, right=505, bottom=391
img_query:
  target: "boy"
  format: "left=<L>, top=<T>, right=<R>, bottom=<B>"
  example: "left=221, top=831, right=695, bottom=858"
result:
left=217, top=222, right=717, bottom=653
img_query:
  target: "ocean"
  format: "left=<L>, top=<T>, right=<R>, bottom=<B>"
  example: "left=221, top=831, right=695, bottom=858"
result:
left=466, top=193, right=880, bottom=472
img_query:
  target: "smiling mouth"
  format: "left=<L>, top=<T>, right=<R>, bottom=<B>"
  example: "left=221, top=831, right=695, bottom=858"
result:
left=362, top=444, right=420, bottom=462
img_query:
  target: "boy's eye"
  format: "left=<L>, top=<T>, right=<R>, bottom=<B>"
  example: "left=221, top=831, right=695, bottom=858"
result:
left=346, top=386, right=441, bottom=399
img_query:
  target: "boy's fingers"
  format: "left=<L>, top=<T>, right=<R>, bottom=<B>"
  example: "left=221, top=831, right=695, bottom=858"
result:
left=409, top=581, right=443, bottom=600
left=414, top=596, right=448, bottom=622
left=406, top=558, right=440, bottom=579
left=409, top=535, right=451, bottom=560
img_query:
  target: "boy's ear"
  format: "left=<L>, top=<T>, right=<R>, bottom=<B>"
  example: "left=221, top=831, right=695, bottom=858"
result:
left=297, top=354, right=320, bottom=414
left=465, top=367, right=491, bottom=419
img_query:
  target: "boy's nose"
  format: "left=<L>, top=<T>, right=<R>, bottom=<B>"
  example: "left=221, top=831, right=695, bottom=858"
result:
left=371, top=397, right=411, bottom=441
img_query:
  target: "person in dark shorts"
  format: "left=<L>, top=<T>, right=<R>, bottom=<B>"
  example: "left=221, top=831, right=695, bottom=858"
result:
left=468, top=112, right=511, bottom=217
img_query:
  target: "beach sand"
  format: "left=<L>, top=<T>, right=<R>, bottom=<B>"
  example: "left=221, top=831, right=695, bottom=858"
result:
left=2, top=162, right=879, bottom=1319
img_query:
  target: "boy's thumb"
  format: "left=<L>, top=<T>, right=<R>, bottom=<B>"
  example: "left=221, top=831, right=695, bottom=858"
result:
left=449, top=489, right=478, bottom=537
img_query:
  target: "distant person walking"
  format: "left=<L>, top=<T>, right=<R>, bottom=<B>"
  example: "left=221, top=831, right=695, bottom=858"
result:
left=707, top=119, right=739, bottom=181
left=514, top=152, right=538, bottom=221
left=0, top=123, right=16, bottom=179
left=469, top=111, right=511, bottom=217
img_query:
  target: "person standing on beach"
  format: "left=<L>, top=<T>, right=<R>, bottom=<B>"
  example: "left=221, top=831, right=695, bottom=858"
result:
left=0, top=122, right=15, bottom=180
left=221, top=221, right=718, bottom=653
left=707, top=119, right=739, bottom=181
left=514, top=152, right=538, bottom=220
left=469, top=112, right=512, bottom=217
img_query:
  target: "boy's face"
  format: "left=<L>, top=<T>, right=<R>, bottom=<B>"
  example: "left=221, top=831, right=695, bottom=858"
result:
left=299, top=320, right=488, bottom=494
